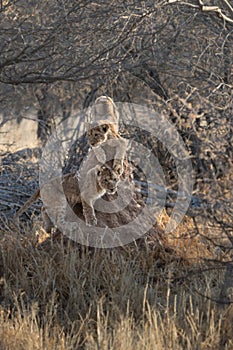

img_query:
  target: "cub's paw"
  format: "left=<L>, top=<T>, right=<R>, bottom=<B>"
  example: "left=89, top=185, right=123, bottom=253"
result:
left=85, top=215, right=97, bottom=226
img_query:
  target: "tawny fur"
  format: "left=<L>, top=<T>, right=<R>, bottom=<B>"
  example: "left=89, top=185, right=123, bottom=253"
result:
left=15, top=164, right=121, bottom=229
left=86, top=95, right=127, bottom=175
left=86, top=121, right=128, bottom=175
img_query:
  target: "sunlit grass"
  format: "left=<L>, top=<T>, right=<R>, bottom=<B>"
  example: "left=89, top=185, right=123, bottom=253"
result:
left=0, top=218, right=232, bottom=350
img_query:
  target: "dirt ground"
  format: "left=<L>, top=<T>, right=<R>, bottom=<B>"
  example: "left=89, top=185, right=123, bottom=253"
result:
left=0, top=110, right=39, bottom=153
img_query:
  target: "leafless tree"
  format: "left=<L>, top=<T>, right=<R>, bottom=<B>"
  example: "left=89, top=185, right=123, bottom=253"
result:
left=0, top=1, right=232, bottom=273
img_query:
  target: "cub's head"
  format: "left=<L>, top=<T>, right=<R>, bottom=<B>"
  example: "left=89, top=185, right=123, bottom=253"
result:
left=96, top=165, right=120, bottom=194
left=86, top=121, right=117, bottom=147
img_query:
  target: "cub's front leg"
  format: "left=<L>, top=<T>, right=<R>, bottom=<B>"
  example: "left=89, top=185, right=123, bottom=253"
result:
left=81, top=198, right=97, bottom=226
left=113, top=138, right=128, bottom=175
left=41, top=206, right=54, bottom=233
left=93, top=146, right=106, bottom=164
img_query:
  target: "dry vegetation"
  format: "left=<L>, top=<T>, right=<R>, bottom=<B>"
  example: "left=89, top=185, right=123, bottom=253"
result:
left=0, top=0, right=233, bottom=349
left=0, top=218, right=232, bottom=350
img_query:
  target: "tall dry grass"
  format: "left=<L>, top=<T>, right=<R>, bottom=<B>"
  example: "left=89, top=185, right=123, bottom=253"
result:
left=0, top=216, right=232, bottom=350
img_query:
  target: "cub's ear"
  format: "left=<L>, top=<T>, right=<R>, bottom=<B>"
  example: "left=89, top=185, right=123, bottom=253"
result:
left=101, top=124, right=109, bottom=133
left=96, top=166, right=103, bottom=176
left=99, top=165, right=107, bottom=173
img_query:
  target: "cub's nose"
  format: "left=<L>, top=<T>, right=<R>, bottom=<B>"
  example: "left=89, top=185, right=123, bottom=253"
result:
left=108, top=188, right=117, bottom=194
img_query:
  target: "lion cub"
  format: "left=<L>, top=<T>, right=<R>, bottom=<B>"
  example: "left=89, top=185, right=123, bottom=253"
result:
left=86, top=95, right=128, bottom=175
left=15, top=164, right=121, bottom=229
left=79, top=163, right=120, bottom=226
left=86, top=121, right=128, bottom=175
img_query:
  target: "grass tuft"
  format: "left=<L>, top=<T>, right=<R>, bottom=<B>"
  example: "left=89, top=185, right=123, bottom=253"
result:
left=0, top=218, right=232, bottom=349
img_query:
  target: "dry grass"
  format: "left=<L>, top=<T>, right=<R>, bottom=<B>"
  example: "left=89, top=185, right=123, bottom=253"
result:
left=0, top=216, right=232, bottom=350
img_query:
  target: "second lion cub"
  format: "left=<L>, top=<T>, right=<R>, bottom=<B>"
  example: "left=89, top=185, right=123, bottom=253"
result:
left=86, top=120, right=128, bottom=175
left=85, top=94, right=127, bottom=176
left=15, top=163, right=121, bottom=229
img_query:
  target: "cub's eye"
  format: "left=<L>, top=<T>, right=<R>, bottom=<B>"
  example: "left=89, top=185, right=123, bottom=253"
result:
left=102, top=125, right=108, bottom=132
